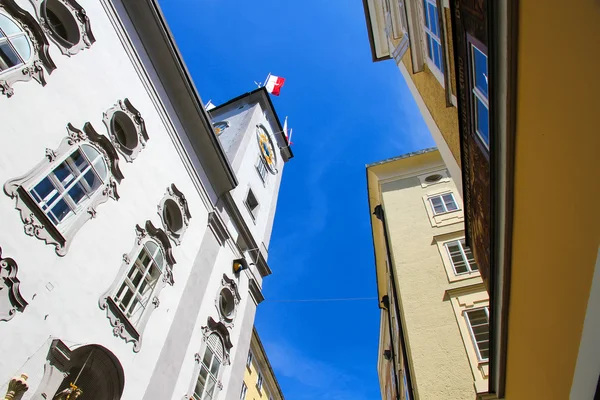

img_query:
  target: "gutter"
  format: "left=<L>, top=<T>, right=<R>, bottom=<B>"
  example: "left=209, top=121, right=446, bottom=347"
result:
left=119, top=0, right=238, bottom=195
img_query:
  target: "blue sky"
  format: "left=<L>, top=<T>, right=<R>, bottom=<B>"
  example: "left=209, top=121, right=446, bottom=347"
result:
left=158, top=1, right=434, bottom=398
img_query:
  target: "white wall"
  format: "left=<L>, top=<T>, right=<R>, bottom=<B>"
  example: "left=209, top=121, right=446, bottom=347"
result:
left=0, top=1, right=263, bottom=399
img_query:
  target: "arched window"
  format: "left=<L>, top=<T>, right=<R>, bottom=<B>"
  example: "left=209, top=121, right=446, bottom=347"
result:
left=30, top=0, right=96, bottom=56
left=0, top=1, right=55, bottom=97
left=187, top=318, right=233, bottom=400
left=99, top=221, right=175, bottom=352
left=193, top=333, right=224, bottom=400
left=113, top=239, right=165, bottom=325
left=4, top=123, right=123, bottom=256
left=0, top=13, right=32, bottom=71
left=29, top=143, right=108, bottom=226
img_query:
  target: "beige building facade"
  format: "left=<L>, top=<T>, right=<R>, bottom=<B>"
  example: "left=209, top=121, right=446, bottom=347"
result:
left=240, top=329, right=284, bottom=400
left=368, top=149, right=489, bottom=399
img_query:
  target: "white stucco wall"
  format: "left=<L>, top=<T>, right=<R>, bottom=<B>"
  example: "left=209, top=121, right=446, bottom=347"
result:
left=0, top=1, right=281, bottom=399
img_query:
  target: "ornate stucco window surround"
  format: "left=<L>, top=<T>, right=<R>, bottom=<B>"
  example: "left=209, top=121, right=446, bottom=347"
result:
left=29, top=0, right=95, bottom=56
left=0, top=246, right=28, bottom=322
left=99, top=221, right=175, bottom=352
left=185, top=317, right=233, bottom=400
left=103, top=98, right=149, bottom=162
left=157, top=183, right=191, bottom=245
left=215, top=274, right=240, bottom=327
left=0, top=0, right=56, bottom=97
left=4, top=123, right=123, bottom=256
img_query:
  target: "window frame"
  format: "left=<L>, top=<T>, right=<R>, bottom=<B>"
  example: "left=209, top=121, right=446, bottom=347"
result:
left=428, top=192, right=459, bottom=215
left=244, top=188, right=260, bottom=221
left=246, top=351, right=253, bottom=369
left=240, top=382, right=247, bottom=400
left=30, top=0, right=95, bottom=56
left=157, top=183, right=191, bottom=246
left=421, top=0, right=444, bottom=76
left=186, top=318, right=233, bottom=400
left=444, top=239, right=478, bottom=275
left=465, top=307, right=490, bottom=362
left=4, top=123, right=122, bottom=256
left=99, top=221, right=175, bottom=352
left=256, top=370, right=264, bottom=392
left=0, top=1, right=56, bottom=97
left=468, top=37, right=490, bottom=150
left=103, top=98, right=149, bottom=162
left=215, top=274, right=240, bottom=327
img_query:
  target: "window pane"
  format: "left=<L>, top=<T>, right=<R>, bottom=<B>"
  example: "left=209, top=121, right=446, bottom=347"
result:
left=0, top=42, right=19, bottom=71
left=67, top=181, right=87, bottom=205
left=447, top=242, right=468, bottom=274
left=433, top=41, right=441, bottom=70
left=430, top=196, right=445, bottom=213
left=467, top=309, right=490, bottom=360
left=153, top=248, right=165, bottom=271
left=428, top=3, right=438, bottom=36
left=426, top=34, right=434, bottom=60
left=203, top=348, right=213, bottom=368
left=50, top=198, right=72, bottom=222
left=476, top=97, right=489, bottom=146
left=472, top=46, right=488, bottom=97
left=442, top=194, right=458, bottom=211
left=422, top=0, right=429, bottom=27
left=10, top=35, right=30, bottom=61
left=210, top=356, right=220, bottom=375
left=31, top=177, right=59, bottom=207
left=93, top=157, right=108, bottom=182
left=0, top=14, right=22, bottom=36
left=145, top=241, right=159, bottom=259
left=52, top=161, right=75, bottom=187
left=82, top=169, right=102, bottom=192
left=71, top=149, right=87, bottom=171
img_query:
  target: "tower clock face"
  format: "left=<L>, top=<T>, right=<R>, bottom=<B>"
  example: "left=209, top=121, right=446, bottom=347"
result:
left=257, top=125, right=277, bottom=174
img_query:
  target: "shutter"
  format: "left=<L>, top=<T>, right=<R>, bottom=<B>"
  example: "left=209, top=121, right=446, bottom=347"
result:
left=207, top=333, right=224, bottom=362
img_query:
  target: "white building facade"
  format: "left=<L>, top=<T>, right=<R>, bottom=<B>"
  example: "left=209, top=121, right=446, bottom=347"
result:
left=0, top=0, right=293, bottom=399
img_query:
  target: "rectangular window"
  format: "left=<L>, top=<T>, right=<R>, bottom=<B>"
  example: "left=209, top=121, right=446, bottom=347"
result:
left=256, top=371, right=263, bottom=391
left=246, top=351, right=253, bottom=368
left=465, top=307, right=490, bottom=361
left=471, top=44, right=489, bottom=148
left=193, top=344, right=221, bottom=400
left=256, top=156, right=268, bottom=183
left=244, top=189, right=259, bottom=220
left=445, top=239, right=478, bottom=274
left=422, top=0, right=444, bottom=73
left=428, top=193, right=458, bottom=215
left=240, top=382, right=247, bottom=400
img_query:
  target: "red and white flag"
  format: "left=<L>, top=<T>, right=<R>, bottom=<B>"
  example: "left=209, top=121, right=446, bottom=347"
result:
left=265, top=75, right=285, bottom=96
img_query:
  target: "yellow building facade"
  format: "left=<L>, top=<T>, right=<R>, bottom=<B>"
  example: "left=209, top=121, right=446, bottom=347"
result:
left=364, top=1, right=600, bottom=399
left=241, top=329, right=284, bottom=400
left=368, top=149, right=489, bottom=399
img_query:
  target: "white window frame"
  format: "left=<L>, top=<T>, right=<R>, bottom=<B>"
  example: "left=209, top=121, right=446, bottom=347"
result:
left=444, top=239, right=478, bottom=275
left=428, top=192, right=459, bottom=215
left=421, top=0, right=444, bottom=80
left=4, top=123, right=122, bottom=256
left=465, top=307, right=490, bottom=362
left=240, top=382, right=247, bottom=400
left=29, top=0, right=96, bottom=56
left=470, top=44, right=489, bottom=149
left=256, top=370, right=264, bottom=392
left=0, top=2, right=56, bottom=97
left=246, top=351, right=253, bottom=368
left=186, top=319, right=233, bottom=400
left=99, top=221, right=175, bottom=352
left=192, top=333, right=224, bottom=400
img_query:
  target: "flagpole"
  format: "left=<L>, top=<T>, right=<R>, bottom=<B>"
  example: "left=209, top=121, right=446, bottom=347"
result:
left=263, top=72, right=271, bottom=88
